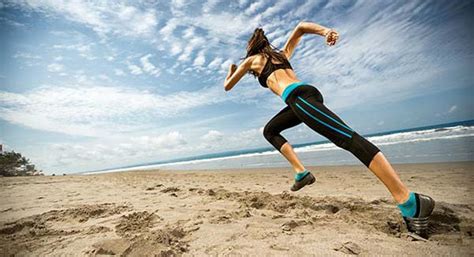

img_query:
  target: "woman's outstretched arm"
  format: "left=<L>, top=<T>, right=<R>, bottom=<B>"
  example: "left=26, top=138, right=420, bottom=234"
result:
left=282, top=21, right=339, bottom=59
left=224, top=57, right=253, bottom=91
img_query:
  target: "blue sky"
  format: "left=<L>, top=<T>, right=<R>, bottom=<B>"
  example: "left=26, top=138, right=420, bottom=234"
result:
left=1, top=0, right=473, bottom=174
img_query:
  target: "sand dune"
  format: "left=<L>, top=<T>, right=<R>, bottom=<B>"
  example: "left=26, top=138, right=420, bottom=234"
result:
left=1, top=162, right=473, bottom=256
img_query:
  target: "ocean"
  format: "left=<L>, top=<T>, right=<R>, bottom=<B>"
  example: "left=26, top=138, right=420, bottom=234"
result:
left=84, top=120, right=474, bottom=174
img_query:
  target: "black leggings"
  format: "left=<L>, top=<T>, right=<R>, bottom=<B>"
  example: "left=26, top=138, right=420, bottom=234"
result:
left=263, top=84, right=380, bottom=167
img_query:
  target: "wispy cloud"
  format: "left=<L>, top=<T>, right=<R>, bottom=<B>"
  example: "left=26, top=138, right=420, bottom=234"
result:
left=7, top=1, right=158, bottom=38
left=0, top=82, right=264, bottom=138
left=47, top=63, right=64, bottom=72
left=13, top=52, right=41, bottom=59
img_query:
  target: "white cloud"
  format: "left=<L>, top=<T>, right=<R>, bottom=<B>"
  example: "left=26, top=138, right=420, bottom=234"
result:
left=128, top=64, right=143, bottom=75
left=193, top=50, right=206, bottom=66
left=159, top=18, right=179, bottom=40
left=260, top=0, right=293, bottom=18
left=170, top=43, right=183, bottom=56
left=134, top=132, right=187, bottom=150
left=182, top=26, right=195, bottom=39
left=171, top=0, right=187, bottom=8
left=12, top=1, right=158, bottom=38
left=114, top=69, right=125, bottom=76
left=238, top=0, right=250, bottom=8
left=0, top=16, right=25, bottom=27
left=201, top=130, right=224, bottom=142
left=47, top=63, right=64, bottom=72
left=0, top=84, right=236, bottom=137
left=52, top=43, right=96, bottom=60
left=126, top=55, right=161, bottom=77
left=140, top=54, right=161, bottom=77
left=178, top=36, right=206, bottom=63
left=191, top=12, right=259, bottom=41
left=245, top=0, right=267, bottom=16
left=13, top=52, right=41, bottom=59
left=208, top=57, right=223, bottom=70
left=36, top=130, right=189, bottom=172
left=220, top=59, right=233, bottom=72
left=53, top=43, right=91, bottom=52
left=202, top=0, right=221, bottom=13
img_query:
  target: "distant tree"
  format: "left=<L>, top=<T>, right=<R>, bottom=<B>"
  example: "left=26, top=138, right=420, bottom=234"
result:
left=0, top=150, right=43, bottom=176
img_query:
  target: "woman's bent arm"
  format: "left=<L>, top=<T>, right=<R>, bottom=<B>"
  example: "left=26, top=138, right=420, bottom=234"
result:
left=283, top=21, right=338, bottom=59
left=298, top=21, right=331, bottom=36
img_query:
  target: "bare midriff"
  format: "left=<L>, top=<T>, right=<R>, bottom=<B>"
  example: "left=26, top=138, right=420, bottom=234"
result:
left=265, top=69, right=300, bottom=97
left=251, top=54, right=301, bottom=97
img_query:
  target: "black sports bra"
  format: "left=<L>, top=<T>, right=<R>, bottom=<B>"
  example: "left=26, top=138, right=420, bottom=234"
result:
left=257, top=56, right=293, bottom=88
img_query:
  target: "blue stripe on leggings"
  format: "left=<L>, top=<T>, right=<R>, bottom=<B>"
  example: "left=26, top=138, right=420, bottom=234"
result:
left=295, top=103, right=352, bottom=138
left=297, top=96, right=354, bottom=132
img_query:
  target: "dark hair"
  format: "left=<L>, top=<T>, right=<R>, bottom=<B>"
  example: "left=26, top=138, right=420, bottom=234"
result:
left=242, top=27, right=287, bottom=78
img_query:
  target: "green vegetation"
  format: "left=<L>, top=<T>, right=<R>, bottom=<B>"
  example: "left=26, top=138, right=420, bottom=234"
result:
left=0, top=150, right=43, bottom=176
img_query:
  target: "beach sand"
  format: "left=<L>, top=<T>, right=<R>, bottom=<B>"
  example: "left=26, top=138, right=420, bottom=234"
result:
left=1, top=162, right=473, bottom=256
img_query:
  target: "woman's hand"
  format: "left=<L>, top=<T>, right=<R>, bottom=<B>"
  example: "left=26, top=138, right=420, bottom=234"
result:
left=325, top=29, right=339, bottom=46
left=229, top=64, right=237, bottom=73
left=224, top=63, right=238, bottom=91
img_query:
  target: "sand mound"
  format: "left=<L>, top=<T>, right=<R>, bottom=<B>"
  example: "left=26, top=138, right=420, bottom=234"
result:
left=88, top=224, right=190, bottom=256
left=31, top=202, right=130, bottom=223
left=161, top=187, right=180, bottom=193
left=0, top=202, right=131, bottom=256
left=115, top=211, right=161, bottom=237
left=85, top=210, right=195, bottom=256
left=195, top=187, right=473, bottom=242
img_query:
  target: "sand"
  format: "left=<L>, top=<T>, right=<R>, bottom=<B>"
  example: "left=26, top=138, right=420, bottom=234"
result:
left=0, top=162, right=473, bottom=256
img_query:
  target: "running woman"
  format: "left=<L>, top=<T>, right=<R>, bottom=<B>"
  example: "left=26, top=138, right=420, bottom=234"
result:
left=223, top=21, right=435, bottom=235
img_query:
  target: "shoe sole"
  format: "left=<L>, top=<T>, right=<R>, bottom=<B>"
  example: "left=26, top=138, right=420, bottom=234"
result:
left=403, top=195, right=435, bottom=237
left=290, top=173, right=316, bottom=191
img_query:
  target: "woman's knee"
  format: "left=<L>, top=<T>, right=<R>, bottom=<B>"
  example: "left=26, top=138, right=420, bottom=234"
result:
left=263, top=123, right=276, bottom=142
left=336, top=132, right=380, bottom=167
left=263, top=125, right=287, bottom=150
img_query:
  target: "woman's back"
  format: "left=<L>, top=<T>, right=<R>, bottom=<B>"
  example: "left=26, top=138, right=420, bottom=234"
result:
left=250, top=53, right=300, bottom=96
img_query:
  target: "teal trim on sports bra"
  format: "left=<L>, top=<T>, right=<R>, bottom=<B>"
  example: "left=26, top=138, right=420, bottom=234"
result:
left=281, top=81, right=308, bottom=102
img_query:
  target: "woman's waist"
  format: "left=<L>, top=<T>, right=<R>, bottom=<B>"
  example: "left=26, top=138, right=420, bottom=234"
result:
left=281, top=81, right=315, bottom=103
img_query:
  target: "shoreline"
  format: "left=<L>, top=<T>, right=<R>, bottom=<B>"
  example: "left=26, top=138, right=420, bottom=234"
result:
left=80, top=160, right=474, bottom=176
left=1, top=161, right=473, bottom=256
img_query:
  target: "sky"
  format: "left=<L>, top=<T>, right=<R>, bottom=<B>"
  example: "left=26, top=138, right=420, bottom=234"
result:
left=0, top=0, right=473, bottom=174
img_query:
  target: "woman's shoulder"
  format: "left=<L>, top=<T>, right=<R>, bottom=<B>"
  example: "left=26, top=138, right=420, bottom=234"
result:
left=246, top=53, right=266, bottom=65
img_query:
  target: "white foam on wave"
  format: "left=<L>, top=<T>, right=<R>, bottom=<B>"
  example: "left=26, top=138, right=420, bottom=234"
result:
left=296, top=125, right=474, bottom=153
left=368, top=125, right=474, bottom=146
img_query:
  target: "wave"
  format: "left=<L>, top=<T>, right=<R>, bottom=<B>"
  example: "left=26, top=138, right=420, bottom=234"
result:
left=296, top=125, right=474, bottom=153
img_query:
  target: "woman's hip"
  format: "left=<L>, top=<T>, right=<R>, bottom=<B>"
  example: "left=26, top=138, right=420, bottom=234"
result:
left=284, top=83, right=323, bottom=105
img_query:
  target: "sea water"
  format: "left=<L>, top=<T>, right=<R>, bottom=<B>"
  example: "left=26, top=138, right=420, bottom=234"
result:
left=85, top=120, right=474, bottom=174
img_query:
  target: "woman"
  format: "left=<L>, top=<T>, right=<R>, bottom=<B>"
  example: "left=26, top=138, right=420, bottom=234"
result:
left=223, top=21, right=435, bottom=235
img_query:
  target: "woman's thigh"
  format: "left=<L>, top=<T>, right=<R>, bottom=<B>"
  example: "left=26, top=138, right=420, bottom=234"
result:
left=289, top=94, right=354, bottom=146
left=265, top=105, right=302, bottom=133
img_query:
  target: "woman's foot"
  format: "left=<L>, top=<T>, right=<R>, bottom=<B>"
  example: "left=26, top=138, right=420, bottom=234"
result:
left=398, top=192, right=435, bottom=237
left=290, top=170, right=316, bottom=191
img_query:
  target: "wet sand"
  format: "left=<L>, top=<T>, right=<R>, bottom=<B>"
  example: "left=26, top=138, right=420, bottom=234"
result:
left=0, top=162, right=473, bottom=256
